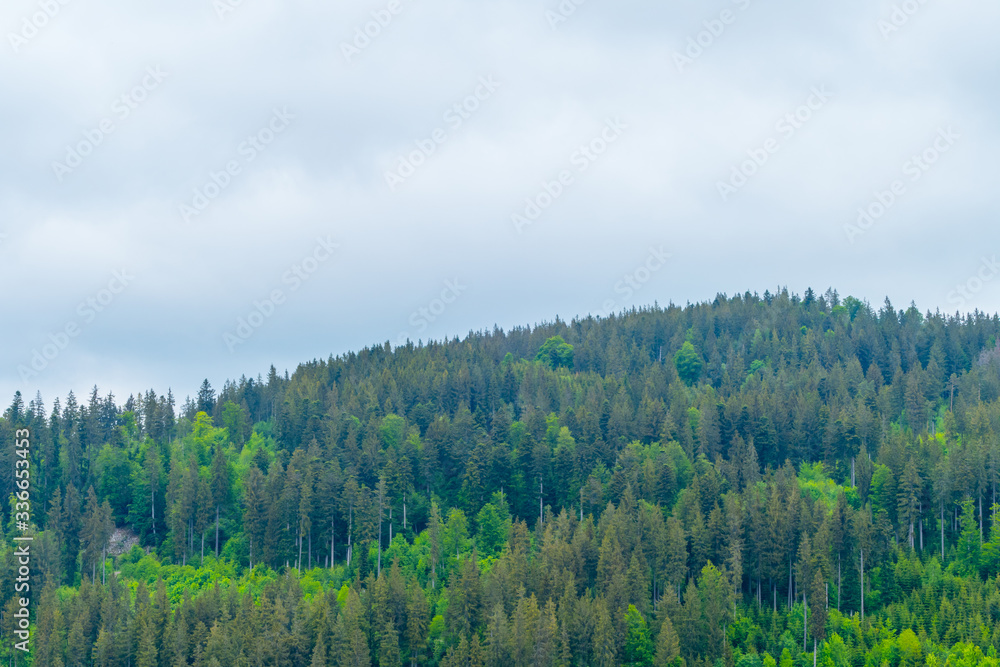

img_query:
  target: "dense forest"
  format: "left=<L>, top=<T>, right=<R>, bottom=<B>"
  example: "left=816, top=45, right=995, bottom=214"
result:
left=7, top=288, right=1000, bottom=666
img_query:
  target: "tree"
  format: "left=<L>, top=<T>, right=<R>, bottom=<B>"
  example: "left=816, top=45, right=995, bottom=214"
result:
left=137, top=620, right=159, bottom=667
left=211, top=444, right=232, bottom=557
left=654, top=614, right=682, bottom=667
left=197, top=379, right=216, bottom=414
left=897, top=459, right=921, bottom=549
left=851, top=505, right=873, bottom=619
left=698, top=562, right=732, bottom=661
left=957, top=498, right=981, bottom=576
left=808, top=570, right=827, bottom=663
left=405, top=581, right=429, bottom=666
left=379, top=621, right=402, bottom=667
left=674, top=342, right=703, bottom=386
left=475, top=502, right=508, bottom=557
left=623, top=605, right=655, bottom=667
left=243, top=465, right=266, bottom=568
left=536, top=335, right=575, bottom=370
left=592, top=599, right=617, bottom=667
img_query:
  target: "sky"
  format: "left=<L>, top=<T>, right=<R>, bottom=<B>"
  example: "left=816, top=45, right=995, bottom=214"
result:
left=2, top=0, right=999, bottom=407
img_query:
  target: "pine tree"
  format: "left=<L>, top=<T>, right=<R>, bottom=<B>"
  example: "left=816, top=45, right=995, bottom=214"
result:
left=654, top=614, right=681, bottom=667
left=379, top=621, right=402, bottom=667
left=210, top=443, right=231, bottom=557
left=137, top=621, right=159, bottom=667
left=623, top=605, right=654, bottom=667
left=404, top=580, right=428, bottom=667
left=592, top=598, right=617, bottom=667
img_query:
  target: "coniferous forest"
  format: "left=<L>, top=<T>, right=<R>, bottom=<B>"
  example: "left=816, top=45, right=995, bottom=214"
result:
left=9, top=288, right=1000, bottom=667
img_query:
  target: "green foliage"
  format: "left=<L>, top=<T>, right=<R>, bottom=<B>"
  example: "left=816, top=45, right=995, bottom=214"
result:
left=474, top=503, right=508, bottom=557
left=956, top=498, right=981, bottom=576
left=624, top=605, right=655, bottom=666
left=536, top=335, right=575, bottom=369
left=15, top=289, right=1000, bottom=666
left=674, top=341, right=703, bottom=385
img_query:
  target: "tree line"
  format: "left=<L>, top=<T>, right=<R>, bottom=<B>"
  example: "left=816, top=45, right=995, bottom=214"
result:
left=4, top=288, right=1000, bottom=666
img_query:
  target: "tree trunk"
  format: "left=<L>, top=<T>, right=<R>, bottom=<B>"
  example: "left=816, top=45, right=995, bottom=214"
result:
left=539, top=478, right=544, bottom=526
left=215, top=505, right=220, bottom=557
left=980, top=494, right=984, bottom=544
left=860, top=548, right=865, bottom=620
left=803, top=592, right=807, bottom=651
left=941, top=502, right=945, bottom=561
left=919, top=500, right=923, bottom=551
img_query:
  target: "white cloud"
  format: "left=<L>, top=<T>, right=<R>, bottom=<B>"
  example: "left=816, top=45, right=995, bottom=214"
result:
left=2, top=0, right=999, bottom=404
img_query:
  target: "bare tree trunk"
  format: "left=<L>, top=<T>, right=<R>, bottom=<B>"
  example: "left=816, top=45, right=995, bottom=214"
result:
left=919, top=513, right=924, bottom=551
left=377, top=490, right=383, bottom=577
left=803, top=592, right=807, bottom=651
left=215, top=505, right=220, bottom=557
left=539, top=478, right=544, bottom=526
left=860, top=548, right=865, bottom=620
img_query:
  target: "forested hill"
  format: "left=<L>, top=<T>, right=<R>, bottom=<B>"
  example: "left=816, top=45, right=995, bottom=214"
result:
left=6, top=288, right=1000, bottom=666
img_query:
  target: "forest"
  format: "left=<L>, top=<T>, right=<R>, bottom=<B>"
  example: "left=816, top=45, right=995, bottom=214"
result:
left=6, top=288, right=1000, bottom=666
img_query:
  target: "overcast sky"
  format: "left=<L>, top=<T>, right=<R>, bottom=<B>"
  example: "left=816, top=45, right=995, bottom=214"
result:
left=2, top=0, right=998, bottom=407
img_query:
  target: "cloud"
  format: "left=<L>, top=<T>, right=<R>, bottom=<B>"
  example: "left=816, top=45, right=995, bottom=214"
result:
left=2, top=0, right=998, bottom=403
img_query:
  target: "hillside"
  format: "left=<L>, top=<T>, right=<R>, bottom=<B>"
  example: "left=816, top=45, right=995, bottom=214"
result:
left=5, top=288, right=1000, bottom=666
